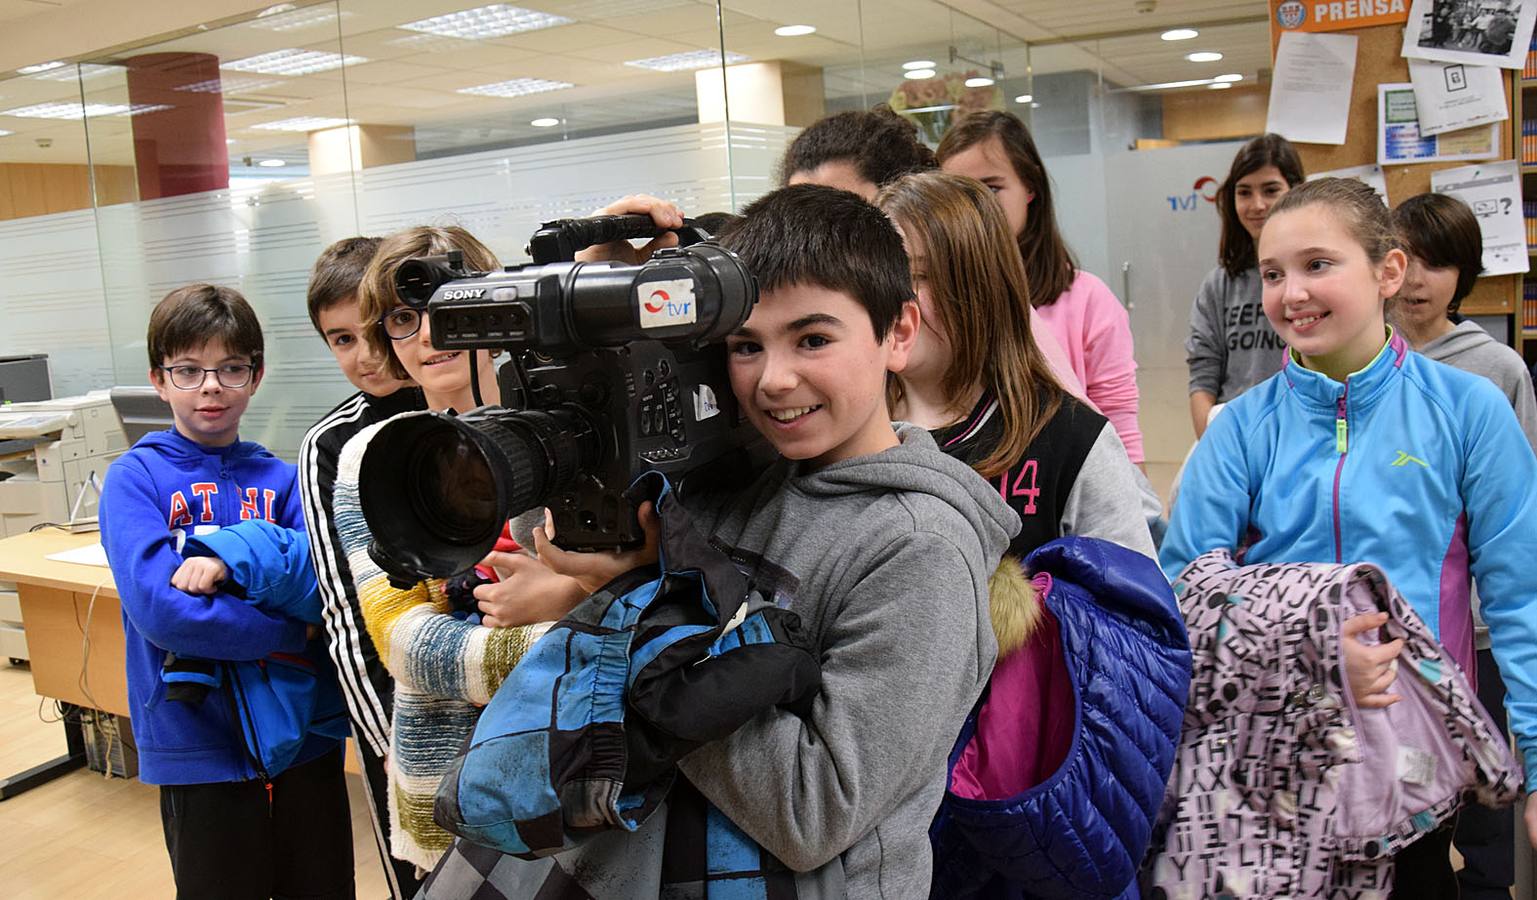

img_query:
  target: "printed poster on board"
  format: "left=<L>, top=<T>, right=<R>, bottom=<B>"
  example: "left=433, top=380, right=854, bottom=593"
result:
left=1378, top=83, right=1501, bottom=164
left=1402, top=0, right=1537, bottom=69
left=1430, top=160, right=1530, bottom=276
left=1271, top=0, right=1410, bottom=33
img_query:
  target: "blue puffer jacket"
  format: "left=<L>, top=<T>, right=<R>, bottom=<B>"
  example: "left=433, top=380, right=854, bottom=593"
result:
left=930, top=537, right=1191, bottom=899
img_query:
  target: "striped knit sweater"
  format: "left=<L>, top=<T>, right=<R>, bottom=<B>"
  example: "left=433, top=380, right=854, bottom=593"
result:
left=333, top=418, right=536, bottom=870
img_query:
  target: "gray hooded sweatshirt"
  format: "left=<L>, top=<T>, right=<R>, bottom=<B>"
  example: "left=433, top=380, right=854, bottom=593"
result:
left=1418, top=320, right=1537, bottom=451
left=424, top=425, right=1019, bottom=900
left=679, top=423, right=1019, bottom=897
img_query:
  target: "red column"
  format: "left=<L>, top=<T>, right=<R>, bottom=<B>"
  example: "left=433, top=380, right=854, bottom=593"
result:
left=124, top=53, right=229, bottom=200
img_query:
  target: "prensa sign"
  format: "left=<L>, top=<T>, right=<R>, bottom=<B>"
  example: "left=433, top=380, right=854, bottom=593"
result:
left=1270, top=0, right=1409, bottom=32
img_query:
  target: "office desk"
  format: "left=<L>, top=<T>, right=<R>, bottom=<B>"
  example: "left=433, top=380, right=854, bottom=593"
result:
left=0, top=528, right=118, bottom=798
left=0, top=528, right=358, bottom=799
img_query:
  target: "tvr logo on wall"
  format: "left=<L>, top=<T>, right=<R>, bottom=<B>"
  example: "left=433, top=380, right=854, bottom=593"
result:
left=638, top=278, right=698, bottom=329
left=1167, top=176, right=1220, bottom=212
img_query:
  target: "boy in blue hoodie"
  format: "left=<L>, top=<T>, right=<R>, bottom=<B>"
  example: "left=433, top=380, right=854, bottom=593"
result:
left=99, top=284, right=354, bottom=900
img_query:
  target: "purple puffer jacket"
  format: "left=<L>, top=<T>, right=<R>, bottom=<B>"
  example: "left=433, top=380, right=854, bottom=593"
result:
left=1143, top=551, right=1521, bottom=899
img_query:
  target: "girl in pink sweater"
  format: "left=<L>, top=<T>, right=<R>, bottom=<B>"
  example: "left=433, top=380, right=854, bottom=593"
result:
left=939, top=111, right=1144, bottom=464
left=777, top=106, right=1094, bottom=409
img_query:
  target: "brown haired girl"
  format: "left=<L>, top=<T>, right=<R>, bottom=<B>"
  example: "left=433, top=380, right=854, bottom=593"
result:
left=938, top=110, right=1145, bottom=465
left=876, top=170, right=1153, bottom=560
left=1185, top=133, right=1304, bottom=436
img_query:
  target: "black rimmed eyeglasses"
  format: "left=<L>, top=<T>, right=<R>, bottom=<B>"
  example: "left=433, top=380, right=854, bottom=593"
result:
left=158, top=364, right=257, bottom=391
left=381, top=306, right=423, bottom=341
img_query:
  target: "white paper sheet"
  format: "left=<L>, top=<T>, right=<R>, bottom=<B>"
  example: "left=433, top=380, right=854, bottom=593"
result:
left=1407, top=60, right=1510, bottom=135
left=1265, top=31, right=1358, bottom=145
left=1309, top=164, right=1390, bottom=205
left=1378, top=83, right=1501, bottom=164
left=1430, top=160, right=1530, bottom=277
left=1402, top=0, right=1537, bottom=70
left=45, top=542, right=110, bottom=568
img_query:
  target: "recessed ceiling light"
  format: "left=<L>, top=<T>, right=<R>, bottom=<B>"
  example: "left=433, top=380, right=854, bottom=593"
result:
left=0, top=129, right=13, bottom=137
left=249, top=6, right=340, bottom=31
left=530, top=116, right=560, bottom=127
left=222, top=49, right=365, bottom=76
left=249, top=116, right=353, bottom=132
left=1213, top=73, right=1243, bottom=83
left=226, top=138, right=236, bottom=144
left=257, top=158, right=288, bottom=167
left=0, top=102, right=168, bottom=119
left=1014, top=93, right=1033, bottom=103
left=398, top=4, right=573, bottom=40
left=27, top=63, right=117, bottom=82
left=1185, top=51, right=1223, bottom=63
left=965, top=76, right=994, bottom=88
left=17, top=61, right=65, bottom=74
left=624, top=49, right=748, bottom=72
left=902, top=59, right=936, bottom=70
left=774, top=24, right=816, bottom=36
left=1208, top=82, right=1232, bottom=90
left=1161, top=28, right=1199, bottom=41
left=457, top=77, right=574, bottom=98
left=905, top=68, right=937, bottom=80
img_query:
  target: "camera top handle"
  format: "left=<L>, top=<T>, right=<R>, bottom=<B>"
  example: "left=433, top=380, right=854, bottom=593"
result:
left=526, top=214, right=711, bottom=265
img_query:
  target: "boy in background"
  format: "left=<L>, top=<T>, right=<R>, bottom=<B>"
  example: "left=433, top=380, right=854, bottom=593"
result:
left=297, top=236, right=425, bottom=899
left=100, top=284, right=352, bottom=899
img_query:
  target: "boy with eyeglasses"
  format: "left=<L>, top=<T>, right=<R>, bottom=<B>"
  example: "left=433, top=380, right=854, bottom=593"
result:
left=99, top=283, right=354, bottom=899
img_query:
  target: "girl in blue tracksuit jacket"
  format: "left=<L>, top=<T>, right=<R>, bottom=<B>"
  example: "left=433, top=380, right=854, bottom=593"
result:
left=1162, top=178, right=1537, bottom=883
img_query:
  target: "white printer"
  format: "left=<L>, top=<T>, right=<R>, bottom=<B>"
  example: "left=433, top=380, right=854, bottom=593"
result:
left=0, top=391, right=128, bottom=663
left=0, top=390, right=129, bottom=538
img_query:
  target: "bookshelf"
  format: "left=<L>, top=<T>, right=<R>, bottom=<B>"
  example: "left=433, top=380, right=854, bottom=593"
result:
left=1523, top=39, right=1537, bottom=356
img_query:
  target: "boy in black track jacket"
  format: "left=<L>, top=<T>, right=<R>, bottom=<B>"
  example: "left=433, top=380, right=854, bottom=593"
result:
left=296, top=237, right=425, bottom=899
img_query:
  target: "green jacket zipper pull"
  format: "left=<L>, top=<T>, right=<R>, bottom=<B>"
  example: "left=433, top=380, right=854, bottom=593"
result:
left=1335, top=397, right=1348, bottom=454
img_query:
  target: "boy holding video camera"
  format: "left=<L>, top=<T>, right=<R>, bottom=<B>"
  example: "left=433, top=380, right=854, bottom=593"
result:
left=417, top=185, right=1019, bottom=897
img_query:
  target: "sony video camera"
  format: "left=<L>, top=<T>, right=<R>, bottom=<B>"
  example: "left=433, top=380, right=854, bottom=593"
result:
left=357, top=215, right=757, bottom=586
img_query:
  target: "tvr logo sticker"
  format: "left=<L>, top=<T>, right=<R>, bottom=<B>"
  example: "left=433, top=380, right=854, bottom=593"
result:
left=638, top=278, right=698, bottom=329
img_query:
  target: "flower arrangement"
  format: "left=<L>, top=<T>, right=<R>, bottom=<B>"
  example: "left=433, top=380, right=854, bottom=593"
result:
left=888, top=69, right=1004, bottom=144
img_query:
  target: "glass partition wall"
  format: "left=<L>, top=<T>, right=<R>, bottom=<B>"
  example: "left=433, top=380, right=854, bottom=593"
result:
left=0, top=0, right=1271, bottom=471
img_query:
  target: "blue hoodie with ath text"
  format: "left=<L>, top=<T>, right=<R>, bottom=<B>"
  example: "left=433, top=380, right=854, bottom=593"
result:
left=100, top=429, right=329, bottom=785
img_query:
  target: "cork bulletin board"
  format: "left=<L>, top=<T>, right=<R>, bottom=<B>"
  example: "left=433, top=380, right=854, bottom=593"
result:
left=1275, top=24, right=1519, bottom=314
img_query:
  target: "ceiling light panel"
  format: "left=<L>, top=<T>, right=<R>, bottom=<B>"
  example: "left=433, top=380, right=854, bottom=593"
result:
left=1, top=102, right=169, bottom=119
left=398, top=4, right=573, bottom=40
left=624, top=50, right=748, bottom=72
left=222, top=49, right=366, bottom=76
left=27, top=63, right=118, bottom=82
left=0, top=129, right=13, bottom=136
left=17, top=61, right=66, bottom=74
left=249, top=115, right=353, bottom=131
left=775, top=25, right=816, bottom=36
left=1185, top=51, right=1223, bottom=62
left=1161, top=28, right=1199, bottom=40
left=458, top=77, right=575, bottom=98
left=248, top=6, right=341, bottom=31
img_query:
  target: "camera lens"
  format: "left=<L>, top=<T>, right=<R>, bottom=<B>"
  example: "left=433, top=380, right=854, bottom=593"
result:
left=409, top=427, right=498, bottom=544
left=359, top=407, right=596, bottom=582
